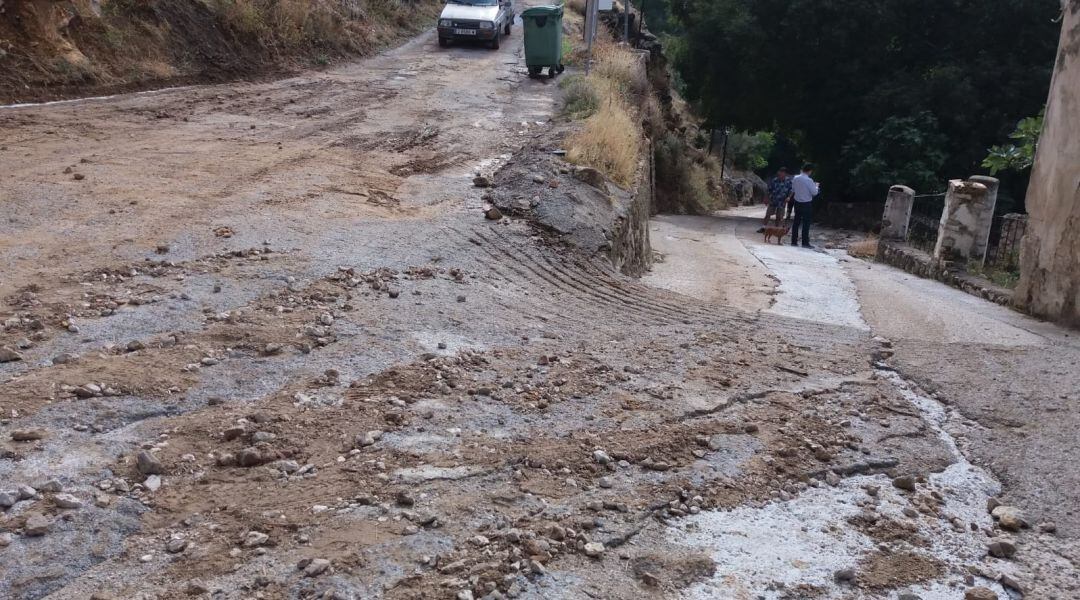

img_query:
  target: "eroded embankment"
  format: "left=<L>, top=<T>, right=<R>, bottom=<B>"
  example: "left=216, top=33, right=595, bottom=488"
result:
left=0, top=0, right=442, bottom=104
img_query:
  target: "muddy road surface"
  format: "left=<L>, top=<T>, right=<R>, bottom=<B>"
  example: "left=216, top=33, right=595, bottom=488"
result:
left=2, top=19, right=1079, bottom=600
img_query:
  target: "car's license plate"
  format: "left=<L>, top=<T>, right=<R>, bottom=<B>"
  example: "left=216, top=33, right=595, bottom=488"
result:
left=454, top=28, right=477, bottom=35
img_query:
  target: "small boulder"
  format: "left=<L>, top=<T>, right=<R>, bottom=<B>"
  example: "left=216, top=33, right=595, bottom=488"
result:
left=237, top=446, right=278, bottom=467
left=0, top=346, right=23, bottom=362
left=484, top=207, right=503, bottom=220
left=891, top=475, right=916, bottom=491
left=583, top=542, right=605, bottom=558
left=963, top=587, right=998, bottom=600
left=136, top=451, right=164, bottom=475
left=999, top=573, right=1024, bottom=595
left=53, top=353, right=79, bottom=365
left=303, top=558, right=331, bottom=577
left=833, top=568, right=857, bottom=583
left=24, top=513, right=52, bottom=536
left=53, top=493, right=83, bottom=509
left=243, top=531, right=270, bottom=547
left=355, top=430, right=383, bottom=448
left=573, top=167, right=606, bottom=189
left=11, top=429, right=46, bottom=442
left=144, top=475, right=162, bottom=492
left=36, top=480, right=62, bottom=493
left=991, top=505, right=1029, bottom=531
left=987, top=538, right=1017, bottom=559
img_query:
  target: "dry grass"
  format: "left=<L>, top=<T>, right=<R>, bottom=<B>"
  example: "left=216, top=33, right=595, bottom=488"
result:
left=566, top=98, right=641, bottom=186
left=592, top=41, right=649, bottom=98
left=847, top=237, right=879, bottom=259
left=563, top=40, right=646, bottom=187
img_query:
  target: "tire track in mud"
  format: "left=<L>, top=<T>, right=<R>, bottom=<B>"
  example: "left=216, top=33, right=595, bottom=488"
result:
left=464, top=227, right=688, bottom=326
left=463, top=223, right=870, bottom=357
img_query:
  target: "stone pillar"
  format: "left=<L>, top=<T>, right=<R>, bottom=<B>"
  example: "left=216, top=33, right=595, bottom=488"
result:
left=880, top=185, right=915, bottom=240
left=934, top=179, right=990, bottom=261
left=1015, top=0, right=1080, bottom=327
left=968, top=175, right=1000, bottom=262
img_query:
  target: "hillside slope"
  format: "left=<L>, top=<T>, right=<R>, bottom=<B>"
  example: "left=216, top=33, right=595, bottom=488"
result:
left=0, top=0, right=441, bottom=104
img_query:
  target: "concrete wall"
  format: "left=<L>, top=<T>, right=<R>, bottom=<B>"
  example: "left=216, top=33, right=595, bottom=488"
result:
left=881, top=185, right=915, bottom=240
left=1015, top=0, right=1080, bottom=327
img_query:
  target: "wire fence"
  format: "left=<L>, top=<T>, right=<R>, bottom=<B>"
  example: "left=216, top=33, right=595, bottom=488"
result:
left=984, top=213, right=1027, bottom=271
left=908, top=194, right=945, bottom=253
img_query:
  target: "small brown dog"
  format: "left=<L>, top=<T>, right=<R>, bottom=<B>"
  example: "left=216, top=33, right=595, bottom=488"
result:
left=763, top=222, right=791, bottom=244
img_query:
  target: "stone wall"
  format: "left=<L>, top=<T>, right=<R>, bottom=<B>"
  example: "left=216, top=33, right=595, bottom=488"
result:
left=607, top=142, right=655, bottom=276
left=877, top=242, right=1014, bottom=307
left=1014, top=0, right=1080, bottom=327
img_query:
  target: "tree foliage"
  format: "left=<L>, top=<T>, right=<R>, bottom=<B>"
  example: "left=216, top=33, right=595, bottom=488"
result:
left=665, top=0, right=1061, bottom=200
left=982, top=108, right=1045, bottom=175
left=841, top=112, right=948, bottom=196
left=727, top=130, right=776, bottom=170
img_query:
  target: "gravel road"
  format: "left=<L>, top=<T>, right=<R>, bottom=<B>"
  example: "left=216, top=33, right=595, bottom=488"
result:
left=2, top=19, right=1077, bottom=600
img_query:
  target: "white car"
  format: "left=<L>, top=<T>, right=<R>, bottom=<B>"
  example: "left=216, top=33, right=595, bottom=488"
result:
left=437, top=0, right=515, bottom=49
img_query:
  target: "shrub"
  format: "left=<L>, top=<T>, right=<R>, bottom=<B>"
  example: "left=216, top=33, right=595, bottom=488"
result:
left=654, top=132, right=716, bottom=213
left=559, top=75, right=600, bottom=119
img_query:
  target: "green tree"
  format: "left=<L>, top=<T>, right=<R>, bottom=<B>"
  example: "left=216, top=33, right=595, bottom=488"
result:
left=666, top=0, right=1061, bottom=200
left=727, top=130, right=776, bottom=170
left=841, top=112, right=948, bottom=197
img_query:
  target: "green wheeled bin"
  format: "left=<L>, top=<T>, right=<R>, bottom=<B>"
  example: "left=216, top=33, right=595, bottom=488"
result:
left=521, top=5, right=565, bottom=78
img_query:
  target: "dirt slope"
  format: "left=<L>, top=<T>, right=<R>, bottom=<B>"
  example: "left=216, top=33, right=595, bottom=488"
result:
left=0, top=0, right=442, bottom=104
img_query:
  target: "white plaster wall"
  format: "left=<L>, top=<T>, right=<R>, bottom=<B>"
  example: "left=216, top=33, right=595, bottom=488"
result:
left=1016, top=0, right=1080, bottom=327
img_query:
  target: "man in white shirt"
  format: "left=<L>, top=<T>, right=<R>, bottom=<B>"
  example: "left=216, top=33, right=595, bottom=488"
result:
left=790, top=163, right=820, bottom=248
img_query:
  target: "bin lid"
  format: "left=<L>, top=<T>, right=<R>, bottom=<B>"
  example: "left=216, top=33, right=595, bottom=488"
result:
left=521, top=5, right=563, bottom=18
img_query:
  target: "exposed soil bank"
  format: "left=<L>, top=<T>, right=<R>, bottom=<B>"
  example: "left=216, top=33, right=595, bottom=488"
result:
left=0, top=0, right=442, bottom=105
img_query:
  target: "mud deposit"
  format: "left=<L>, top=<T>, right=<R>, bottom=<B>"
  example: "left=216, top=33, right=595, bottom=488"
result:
left=3, top=15, right=1079, bottom=600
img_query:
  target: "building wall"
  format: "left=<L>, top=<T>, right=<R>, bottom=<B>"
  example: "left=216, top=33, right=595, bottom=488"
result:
left=1015, top=0, right=1080, bottom=327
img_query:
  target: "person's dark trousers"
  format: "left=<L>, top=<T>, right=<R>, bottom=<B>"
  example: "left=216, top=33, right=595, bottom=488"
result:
left=791, top=201, right=812, bottom=246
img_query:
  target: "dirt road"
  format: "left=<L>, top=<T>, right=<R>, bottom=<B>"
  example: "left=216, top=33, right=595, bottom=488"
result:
left=2, top=20, right=1078, bottom=600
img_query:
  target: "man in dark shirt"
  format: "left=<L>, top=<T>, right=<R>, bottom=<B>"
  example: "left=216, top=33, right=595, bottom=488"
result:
left=763, top=167, right=792, bottom=228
